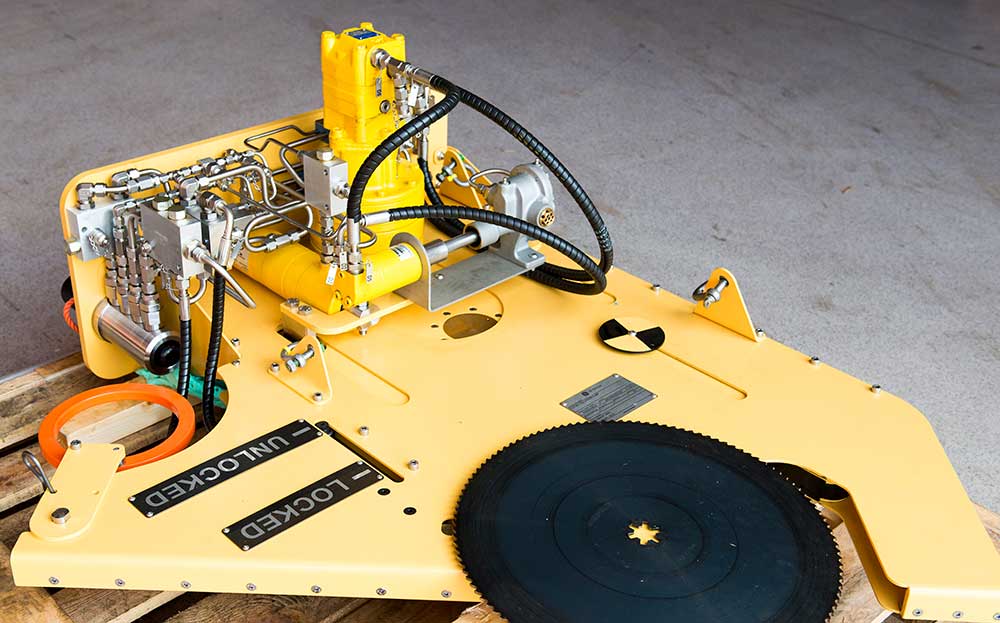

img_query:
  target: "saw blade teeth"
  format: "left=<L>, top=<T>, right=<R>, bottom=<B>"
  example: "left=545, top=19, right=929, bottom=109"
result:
left=453, top=420, right=843, bottom=623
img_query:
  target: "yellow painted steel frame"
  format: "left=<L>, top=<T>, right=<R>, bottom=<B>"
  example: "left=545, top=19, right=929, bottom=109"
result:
left=13, top=115, right=1000, bottom=623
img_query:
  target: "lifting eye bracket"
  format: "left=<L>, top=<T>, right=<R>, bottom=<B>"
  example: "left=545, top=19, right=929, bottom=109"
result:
left=692, top=268, right=760, bottom=342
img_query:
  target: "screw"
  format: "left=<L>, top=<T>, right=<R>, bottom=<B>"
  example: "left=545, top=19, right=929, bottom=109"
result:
left=231, top=337, right=240, bottom=347
left=912, top=609, right=923, bottom=617
left=408, top=459, right=420, bottom=471
left=69, top=439, right=81, bottom=450
left=317, top=148, right=334, bottom=162
left=755, top=328, right=766, bottom=338
left=871, top=384, right=882, bottom=395
left=285, top=297, right=299, bottom=307
left=232, top=360, right=240, bottom=367
left=651, top=284, right=661, bottom=293
left=313, top=392, right=323, bottom=402
left=129, top=496, right=136, bottom=501
left=359, top=426, right=370, bottom=436
left=115, top=578, right=125, bottom=587
left=311, top=585, right=322, bottom=593
left=242, top=545, right=249, bottom=551
left=49, top=577, right=59, bottom=585
left=146, top=511, right=154, bottom=518
left=435, top=150, right=445, bottom=161
left=809, top=356, right=821, bottom=366
left=992, top=613, right=1000, bottom=621
left=298, top=304, right=313, bottom=315
left=434, top=273, right=444, bottom=280
left=270, top=362, right=280, bottom=372
left=246, top=583, right=257, bottom=591
left=953, top=613, right=964, bottom=619
left=181, top=581, right=191, bottom=589
left=222, top=527, right=230, bottom=534
left=441, top=590, right=452, bottom=598
left=50, top=507, right=70, bottom=524
left=530, top=253, right=539, bottom=259
left=376, top=587, right=387, bottom=596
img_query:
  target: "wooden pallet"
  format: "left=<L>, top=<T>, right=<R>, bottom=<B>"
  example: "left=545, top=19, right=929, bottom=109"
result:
left=0, top=355, right=996, bottom=623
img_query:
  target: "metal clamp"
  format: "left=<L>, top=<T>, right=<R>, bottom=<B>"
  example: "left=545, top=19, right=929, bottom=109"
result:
left=22, top=451, right=56, bottom=494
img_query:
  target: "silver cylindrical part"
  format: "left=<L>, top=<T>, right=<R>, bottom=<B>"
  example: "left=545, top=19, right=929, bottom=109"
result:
left=94, top=299, right=179, bottom=375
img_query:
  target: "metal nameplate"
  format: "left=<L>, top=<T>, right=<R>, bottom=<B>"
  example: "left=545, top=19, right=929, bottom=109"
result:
left=561, top=374, right=656, bottom=422
left=130, top=420, right=322, bottom=517
left=224, top=461, right=382, bottom=550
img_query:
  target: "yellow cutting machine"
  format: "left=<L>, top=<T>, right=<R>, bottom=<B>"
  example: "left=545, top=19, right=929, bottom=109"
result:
left=11, top=22, right=1000, bottom=623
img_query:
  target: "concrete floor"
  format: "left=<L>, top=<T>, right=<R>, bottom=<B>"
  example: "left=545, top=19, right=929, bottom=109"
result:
left=1, top=1, right=997, bottom=508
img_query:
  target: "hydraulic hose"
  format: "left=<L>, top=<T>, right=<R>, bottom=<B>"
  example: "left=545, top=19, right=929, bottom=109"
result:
left=165, top=317, right=191, bottom=437
left=177, top=319, right=191, bottom=398
left=418, top=157, right=465, bottom=237
left=430, top=76, right=613, bottom=284
left=201, top=273, right=225, bottom=431
left=346, top=90, right=460, bottom=222
left=386, top=205, right=606, bottom=295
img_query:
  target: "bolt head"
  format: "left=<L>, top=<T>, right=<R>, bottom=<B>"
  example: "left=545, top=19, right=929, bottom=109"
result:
left=408, top=459, right=420, bottom=471
left=115, top=578, right=125, bottom=586
left=359, top=425, right=370, bottom=436
left=434, top=273, right=445, bottom=280
left=50, top=507, right=70, bottom=524
left=270, top=362, right=280, bottom=373
left=246, top=583, right=256, bottom=591
left=231, top=359, right=240, bottom=367
left=285, top=297, right=300, bottom=307
left=231, top=337, right=240, bottom=347
left=181, top=581, right=191, bottom=589
left=441, top=590, right=452, bottom=598
left=64, top=238, right=82, bottom=255
left=953, top=612, right=964, bottom=619
left=69, top=439, right=81, bottom=450
left=376, top=587, right=387, bottom=596
left=871, top=384, right=882, bottom=394
left=298, top=304, right=312, bottom=315
left=48, top=577, right=59, bottom=585
left=311, top=585, right=322, bottom=593
left=317, top=148, right=334, bottom=161
left=313, top=392, right=323, bottom=402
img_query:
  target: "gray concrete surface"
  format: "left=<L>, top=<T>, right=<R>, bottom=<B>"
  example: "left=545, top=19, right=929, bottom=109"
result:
left=1, top=1, right=997, bottom=508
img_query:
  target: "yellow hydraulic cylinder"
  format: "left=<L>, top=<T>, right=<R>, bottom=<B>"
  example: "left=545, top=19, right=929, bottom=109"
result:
left=239, top=240, right=421, bottom=314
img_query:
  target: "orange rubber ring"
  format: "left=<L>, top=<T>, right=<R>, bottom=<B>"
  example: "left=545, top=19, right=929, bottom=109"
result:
left=39, top=383, right=195, bottom=470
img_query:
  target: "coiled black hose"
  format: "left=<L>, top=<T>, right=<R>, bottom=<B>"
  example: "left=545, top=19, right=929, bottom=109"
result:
left=347, top=91, right=460, bottom=222
left=201, top=273, right=225, bottom=431
left=418, top=157, right=465, bottom=237
left=177, top=319, right=191, bottom=398
left=432, top=76, right=614, bottom=283
left=348, top=72, right=612, bottom=294
left=387, top=205, right=606, bottom=295
left=166, top=317, right=192, bottom=437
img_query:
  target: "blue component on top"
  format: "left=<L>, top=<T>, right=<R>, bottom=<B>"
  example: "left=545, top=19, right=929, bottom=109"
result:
left=348, top=29, right=379, bottom=40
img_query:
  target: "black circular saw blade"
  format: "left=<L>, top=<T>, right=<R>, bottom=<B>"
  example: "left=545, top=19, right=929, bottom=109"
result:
left=455, top=422, right=841, bottom=623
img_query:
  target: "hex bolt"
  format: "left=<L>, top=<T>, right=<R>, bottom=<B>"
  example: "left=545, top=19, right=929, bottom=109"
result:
left=434, top=150, right=445, bottom=161
left=64, top=238, right=82, bottom=255
left=441, top=590, right=452, bottom=598
left=298, top=304, right=313, bottom=315
left=408, top=459, right=420, bottom=471
left=313, top=392, right=323, bottom=402
left=270, top=362, right=280, bottom=373
left=870, top=384, right=882, bottom=395
left=285, top=297, right=300, bottom=307
left=359, top=426, right=370, bottom=436
left=311, top=585, right=322, bottom=594
left=376, top=587, right=388, bottom=596
left=50, top=507, right=70, bottom=525
left=317, top=148, right=334, bottom=162
left=115, top=578, right=125, bottom=587
left=231, top=337, right=240, bottom=347
left=181, top=581, right=191, bottom=589
left=69, top=439, right=82, bottom=450
left=246, top=583, right=257, bottom=591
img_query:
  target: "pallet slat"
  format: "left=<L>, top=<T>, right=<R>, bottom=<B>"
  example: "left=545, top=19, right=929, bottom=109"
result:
left=0, top=542, right=72, bottom=622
